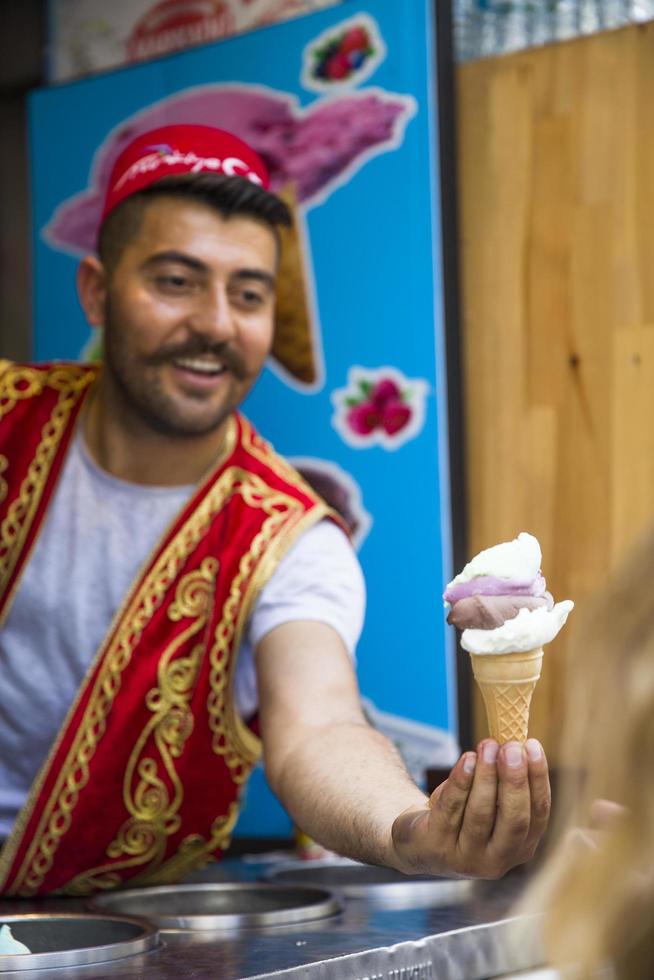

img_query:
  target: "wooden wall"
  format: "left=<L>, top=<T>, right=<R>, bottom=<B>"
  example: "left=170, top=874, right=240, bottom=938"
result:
left=456, top=22, right=654, bottom=754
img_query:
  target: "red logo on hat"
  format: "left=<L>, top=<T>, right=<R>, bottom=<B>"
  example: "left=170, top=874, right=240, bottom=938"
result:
left=102, top=125, right=270, bottom=220
left=113, top=146, right=263, bottom=191
left=127, top=0, right=236, bottom=62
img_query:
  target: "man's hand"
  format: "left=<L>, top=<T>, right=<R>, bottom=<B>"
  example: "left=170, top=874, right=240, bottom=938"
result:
left=257, top=621, right=550, bottom=878
left=391, top=739, right=550, bottom=879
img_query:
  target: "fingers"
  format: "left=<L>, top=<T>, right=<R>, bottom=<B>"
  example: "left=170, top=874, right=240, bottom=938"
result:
left=392, top=752, right=476, bottom=876
left=394, top=741, right=551, bottom=879
left=430, top=751, right=476, bottom=836
left=459, top=739, right=499, bottom=849
left=523, top=738, right=551, bottom=854
left=490, top=741, right=532, bottom=864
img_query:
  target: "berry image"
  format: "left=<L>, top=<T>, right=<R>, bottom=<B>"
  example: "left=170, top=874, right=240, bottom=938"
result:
left=371, top=377, right=401, bottom=407
left=339, top=26, right=370, bottom=56
left=334, top=370, right=426, bottom=449
left=311, top=21, right=375, bottom=85
left=346, top=401, right=381, bottom=435
left=325, top=52, right=351, bottom=80
left=381, top=398, right=412, bottom=435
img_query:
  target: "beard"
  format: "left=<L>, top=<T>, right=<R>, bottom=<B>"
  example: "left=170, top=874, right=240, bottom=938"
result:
left=102, top=299, right=250, bottom=438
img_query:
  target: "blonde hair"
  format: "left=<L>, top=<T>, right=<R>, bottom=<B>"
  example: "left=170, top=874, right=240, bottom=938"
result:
left=518, top=528, right=654, bottom=977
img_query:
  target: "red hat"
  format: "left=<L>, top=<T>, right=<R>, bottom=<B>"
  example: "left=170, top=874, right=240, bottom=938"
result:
left=102, top=124, right=270, bottom=220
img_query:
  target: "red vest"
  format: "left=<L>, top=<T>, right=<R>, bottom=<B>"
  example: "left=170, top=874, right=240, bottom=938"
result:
left=0, top=361, right=336, bottom=896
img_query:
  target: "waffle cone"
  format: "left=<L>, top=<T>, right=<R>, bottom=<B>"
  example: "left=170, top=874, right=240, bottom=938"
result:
left=469, top=648, right=543, bottom=744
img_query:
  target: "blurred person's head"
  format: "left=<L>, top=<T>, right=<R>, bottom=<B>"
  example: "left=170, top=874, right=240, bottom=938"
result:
left=517, top=527, right=654, bottom=978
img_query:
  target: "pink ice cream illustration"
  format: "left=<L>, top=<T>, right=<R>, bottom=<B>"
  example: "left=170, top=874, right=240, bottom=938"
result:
left=44, top=85, right=415, bottom=255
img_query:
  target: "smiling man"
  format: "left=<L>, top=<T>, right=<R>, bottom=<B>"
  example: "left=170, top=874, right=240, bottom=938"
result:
left=0, top=125, right=551, bottom=896
left=80, top=191, right=279, bottom=482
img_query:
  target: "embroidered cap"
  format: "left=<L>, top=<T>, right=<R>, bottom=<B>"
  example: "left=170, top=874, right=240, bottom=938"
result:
left=102, top=124, right=271, bottom=220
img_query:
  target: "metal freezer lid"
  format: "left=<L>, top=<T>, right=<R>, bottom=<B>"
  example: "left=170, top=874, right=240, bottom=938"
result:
left=263, top=859, right=474, bottom=907
left=89, top=882, right=342, bottom=931
left=0, top=912, right=159, bottom=973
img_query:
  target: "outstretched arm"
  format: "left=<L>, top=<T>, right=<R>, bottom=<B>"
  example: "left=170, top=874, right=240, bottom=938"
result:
left=256, top=620, right=550, bottom=878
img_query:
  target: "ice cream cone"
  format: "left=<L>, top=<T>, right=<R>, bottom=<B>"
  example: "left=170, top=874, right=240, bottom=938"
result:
left=272, top=184, right=319, bottom=386
left=469, top=647, right=543, bottom=744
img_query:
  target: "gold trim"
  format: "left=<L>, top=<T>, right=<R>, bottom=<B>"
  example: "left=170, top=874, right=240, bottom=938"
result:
left=239, top=416, right=323, bottom=498
left=121, top=799, right=242, bottom=888
left=227, top=502, right=332, bottom=760
left=61, top=470, right=311, bottom=895
left=0, top=455, right=8, bottom=505
left=10, top=468, right=240, bottom=895
left=0, top=364, right=96, bottom=616
left=62, top=559, right=219, bottom=895
left=205, top=470, right=309, bottom=774
left=223, top=415, right=338, bottom=759
left=0, top=366, right=99, bottom=888
left=1, top=409, right=327, bottom=896
left=0, top=412, right=236, bottom=894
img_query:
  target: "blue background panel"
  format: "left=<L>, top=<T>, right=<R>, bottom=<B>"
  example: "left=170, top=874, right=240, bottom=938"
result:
left=30, top=0, right=455, bottom=837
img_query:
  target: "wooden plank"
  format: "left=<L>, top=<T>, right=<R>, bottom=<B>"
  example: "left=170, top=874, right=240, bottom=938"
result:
left=611, top=325, right=654, bottom=564
left=456, top=23, right=654, bottom=756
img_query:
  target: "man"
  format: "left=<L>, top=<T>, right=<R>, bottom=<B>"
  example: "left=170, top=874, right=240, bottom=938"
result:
left=0, top=125, right=550, bottom=896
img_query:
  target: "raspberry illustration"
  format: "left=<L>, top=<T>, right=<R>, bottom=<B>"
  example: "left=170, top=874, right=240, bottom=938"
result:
left=346, top=401, right=380, bottom=435
left=381, top=398, right=412, bottom=435
left=371, top=378, right=401, bottom=407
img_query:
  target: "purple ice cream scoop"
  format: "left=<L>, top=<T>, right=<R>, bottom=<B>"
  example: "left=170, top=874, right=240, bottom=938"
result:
left=443, top=572, right=546, bottom=606
left=44, top=86, right=415, bottom=256
left=447, top=592, right=554, bottom=630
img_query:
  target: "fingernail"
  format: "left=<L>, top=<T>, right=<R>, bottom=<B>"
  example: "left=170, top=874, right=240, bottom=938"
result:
left=482, top=741, right=499, bottom=764
left=463, top=752, right=477, bottom=774
left=526, top=739, right=542, bottom=762
left=504, top=743, right=524, bottom=768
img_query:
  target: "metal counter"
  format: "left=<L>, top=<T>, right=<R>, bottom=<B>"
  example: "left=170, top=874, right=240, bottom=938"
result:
left=0, top=858, right=543, bottom=980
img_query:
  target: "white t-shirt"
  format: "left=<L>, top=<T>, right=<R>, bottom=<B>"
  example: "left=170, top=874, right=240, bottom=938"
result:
left=0, top=429, right=365, bottom=837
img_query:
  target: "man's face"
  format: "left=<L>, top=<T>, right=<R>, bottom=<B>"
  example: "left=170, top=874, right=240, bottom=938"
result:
left=101, top=197, right=277, bottom=438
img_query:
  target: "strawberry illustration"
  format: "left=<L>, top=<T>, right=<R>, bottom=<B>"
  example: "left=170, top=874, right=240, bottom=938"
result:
left=325, top=52, right=352, bottom=80
left=339, top=27, right=370, bottom=56
left=346, top=401, right=381, bottom=435
left=371, top=377, right=401, bottom=408
left=381, top=398, right=412, bottom=435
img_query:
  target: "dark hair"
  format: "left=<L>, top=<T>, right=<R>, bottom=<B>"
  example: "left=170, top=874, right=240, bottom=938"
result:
left=98, top=172, right=292, bottom=273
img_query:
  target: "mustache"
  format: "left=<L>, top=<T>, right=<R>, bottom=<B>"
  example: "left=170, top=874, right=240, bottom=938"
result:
left=145, top=338, right=248, bottom=379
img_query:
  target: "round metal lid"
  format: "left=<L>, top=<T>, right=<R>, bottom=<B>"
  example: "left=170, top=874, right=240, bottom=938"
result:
left=264, top=860, right=473, bottom=907
left=89, top=882, right=341, bottom=930
left=0, top=913, right=159, bottom=973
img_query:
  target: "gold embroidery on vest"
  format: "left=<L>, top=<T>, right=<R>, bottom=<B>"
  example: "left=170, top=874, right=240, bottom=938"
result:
left=61, top=559, right=219, bottom=895
left=123, top=800, right=241, bottom=887
left=12, top=474, right=236, bottom=896
left=206, top=473, right=303, bottom=780
left=9, top=450, right=314, bottom=896
left=0, top=456, right=8, bottom=504
left=60, top=478, right=299, bottom=896
left=0, top=365, right=95, bottom=596
left=0, top=365, right=50, bottom=420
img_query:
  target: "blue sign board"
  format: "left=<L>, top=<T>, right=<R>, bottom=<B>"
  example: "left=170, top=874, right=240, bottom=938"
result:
left=30, top=0, right=457, bottom=836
